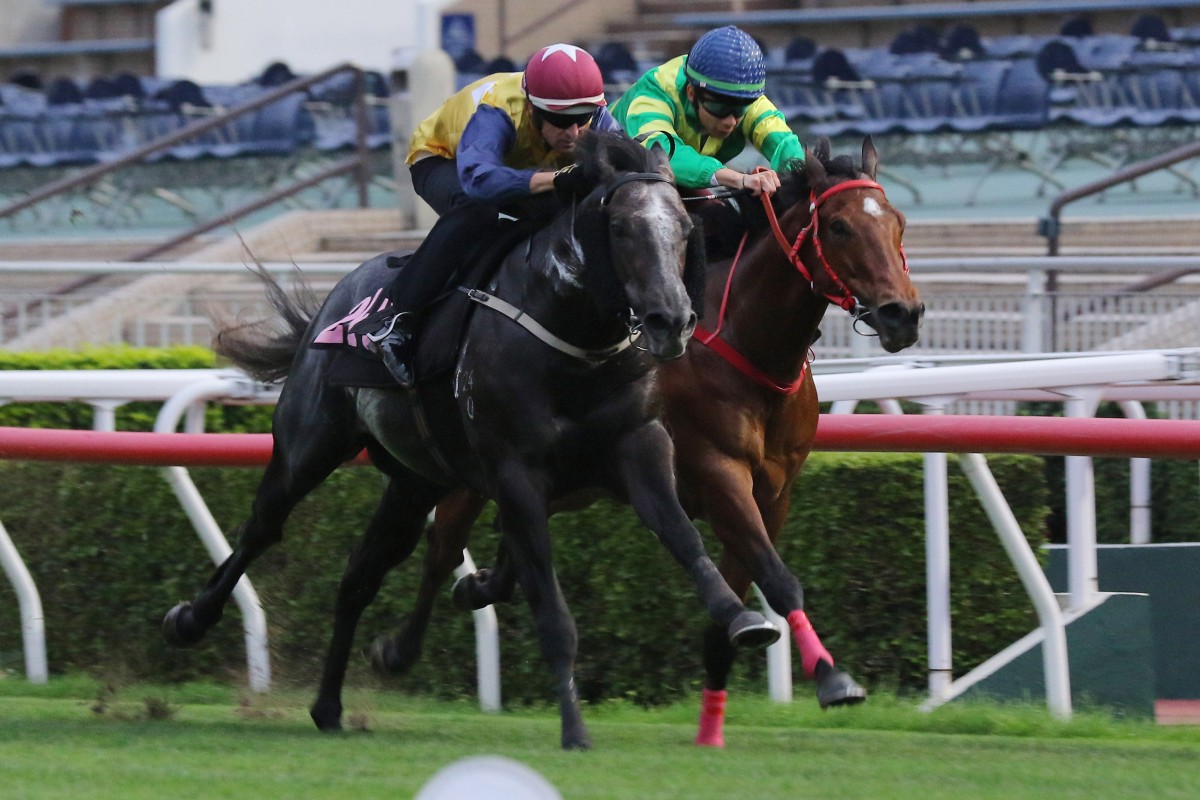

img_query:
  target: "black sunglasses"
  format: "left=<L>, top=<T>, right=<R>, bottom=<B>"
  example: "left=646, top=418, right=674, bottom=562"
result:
left=698, top=95, right=752, bottom=119
left=539, top=109, right=594, bottom=129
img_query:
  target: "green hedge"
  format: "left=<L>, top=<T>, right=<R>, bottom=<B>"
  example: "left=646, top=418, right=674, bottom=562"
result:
left=0, top=347, right=1055, bottom=703
left=0, top=452, right=1048, bottom=703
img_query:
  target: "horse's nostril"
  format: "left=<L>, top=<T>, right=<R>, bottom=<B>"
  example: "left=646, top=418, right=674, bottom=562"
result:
left=877, top=302, right=922, bottom=328
left=643, top=311, right=694, bottom=339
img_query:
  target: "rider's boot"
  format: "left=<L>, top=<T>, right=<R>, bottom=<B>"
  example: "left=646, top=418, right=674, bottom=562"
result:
left=363, top=312, right=416, bottom=388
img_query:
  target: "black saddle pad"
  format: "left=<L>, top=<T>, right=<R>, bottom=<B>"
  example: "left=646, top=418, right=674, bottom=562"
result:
left=316, top=218, right=538, bottom=389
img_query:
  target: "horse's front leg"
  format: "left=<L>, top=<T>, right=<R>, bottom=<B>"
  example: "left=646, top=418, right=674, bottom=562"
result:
left=617, top=423, right=779, bottom=650
left=493, top=463, right=590, bottom=751
left=310, top=475, right=444, bottom=731
left=694, top=458, right=866, bottom=721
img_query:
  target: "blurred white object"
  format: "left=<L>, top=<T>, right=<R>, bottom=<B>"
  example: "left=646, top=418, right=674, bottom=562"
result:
left=416, top=756, right=561, bottom=800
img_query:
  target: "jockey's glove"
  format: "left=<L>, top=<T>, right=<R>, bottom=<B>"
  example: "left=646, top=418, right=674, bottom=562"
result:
left=553, top=163, right=583, bottom=196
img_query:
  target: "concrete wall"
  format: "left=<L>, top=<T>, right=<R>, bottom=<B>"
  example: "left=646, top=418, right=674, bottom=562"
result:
left=156, top=0, right=438, bottom=83
left=154, top=0, right=633, bottom=84
left=444, top=0, right=636, bottom=63
left=0, top=0, right=58, bottom=47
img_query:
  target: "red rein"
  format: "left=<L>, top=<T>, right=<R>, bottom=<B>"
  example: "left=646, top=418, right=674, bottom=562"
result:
left=694, top=177, right=905, bottom=395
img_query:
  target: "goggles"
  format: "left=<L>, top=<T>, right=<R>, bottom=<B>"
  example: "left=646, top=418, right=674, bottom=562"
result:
left=538, top=109, right=594, bottom=130
left=697, top=94, right=753, bottom=120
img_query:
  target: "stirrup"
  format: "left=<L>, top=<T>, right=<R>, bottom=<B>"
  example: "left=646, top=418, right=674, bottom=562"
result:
left=362, top=311, right=412, bottom=344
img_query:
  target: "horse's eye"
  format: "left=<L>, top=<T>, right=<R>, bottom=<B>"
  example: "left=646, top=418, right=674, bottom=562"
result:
left=610, top=218, right=632, bottom=239
left=829, top=219, right=851, bottom=237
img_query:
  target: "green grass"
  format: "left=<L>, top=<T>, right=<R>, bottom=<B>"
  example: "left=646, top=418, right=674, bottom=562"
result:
left=0, top=675, right=1197, bottom=799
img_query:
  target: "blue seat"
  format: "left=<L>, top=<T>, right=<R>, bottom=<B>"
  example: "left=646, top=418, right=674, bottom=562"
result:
left=941, top=25, right=984, bottom=61
left=949, top=59, right=1011, bottom=132
left=784, top=36, right=816, bottom=64
left=1131, top=14, right=1173, bottom=45
left=1059, top=17, right=1094, bottom=39
left=595, top=41, right=639, bottom=86
left=485, top=56, right=518, bottom=73
left=992, top=58, right=1050, bottom=130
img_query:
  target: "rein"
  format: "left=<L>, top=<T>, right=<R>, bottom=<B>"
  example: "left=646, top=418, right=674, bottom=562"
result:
left=694, top=175, right=907, bottom=395
left=464, top=171, right=673, bottom=363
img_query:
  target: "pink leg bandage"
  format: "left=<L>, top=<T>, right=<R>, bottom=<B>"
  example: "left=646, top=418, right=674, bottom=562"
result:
left=695, top=688, right=727, bottom=747
left=788, top=609, right=833, bottom=680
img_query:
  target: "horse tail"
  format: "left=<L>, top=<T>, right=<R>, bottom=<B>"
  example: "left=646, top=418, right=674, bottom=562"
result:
left=214, top=263, right=320, bottom=383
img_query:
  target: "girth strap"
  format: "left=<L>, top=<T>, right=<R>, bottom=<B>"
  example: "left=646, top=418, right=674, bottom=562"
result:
left=459, top=287, right=641, bottom=363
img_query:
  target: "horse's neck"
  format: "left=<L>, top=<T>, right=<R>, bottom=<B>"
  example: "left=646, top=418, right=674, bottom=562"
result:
left=716, top=219, right=828, bottom=379
left=498, top=214, right=623, bottom=347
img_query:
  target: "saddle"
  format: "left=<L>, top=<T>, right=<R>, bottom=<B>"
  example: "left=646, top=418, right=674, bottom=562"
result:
left=313, top=216, right=540, bottom=389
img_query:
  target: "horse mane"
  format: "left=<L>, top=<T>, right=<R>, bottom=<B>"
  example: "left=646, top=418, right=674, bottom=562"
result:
left=740, top=138, right=861, bottom=235
left=554, top=130, right=669, bottom=201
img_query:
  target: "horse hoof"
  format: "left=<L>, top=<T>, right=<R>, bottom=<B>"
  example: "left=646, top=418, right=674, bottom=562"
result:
left=451, top=570, right=490, bottom=612
left=162, top=602, right=204, bottom=647
left=370, top=636, right=419, bottom=675
left=310, top=700, right=344, bottom=732
left=815, top=660, right=868, bottom=709
left=562, top=732, right=593, bottom=751
left=728, top=610, right=780, bottom=650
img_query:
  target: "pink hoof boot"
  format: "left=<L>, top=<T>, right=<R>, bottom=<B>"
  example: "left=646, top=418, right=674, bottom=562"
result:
left=695, top=688, right=727, bottom=747
left=787, top=609, right=833, bottom=680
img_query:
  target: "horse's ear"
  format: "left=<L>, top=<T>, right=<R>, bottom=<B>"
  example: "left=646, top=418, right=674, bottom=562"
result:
left=861, top=135, right=879, bottom=181
left=684, top=215, right=708, bottom=319
left=805, top=141, right=828, bottom=186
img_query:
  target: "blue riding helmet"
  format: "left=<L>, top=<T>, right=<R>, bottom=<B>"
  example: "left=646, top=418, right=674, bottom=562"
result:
left=684, top=25, right=767, bottom=100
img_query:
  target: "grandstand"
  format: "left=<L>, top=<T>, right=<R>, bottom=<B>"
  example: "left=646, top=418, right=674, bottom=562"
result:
left=1, top=1, right=1199, bottom=368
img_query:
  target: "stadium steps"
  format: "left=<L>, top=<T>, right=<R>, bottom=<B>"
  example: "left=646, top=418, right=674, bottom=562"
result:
left=5, top=209, right=1199, bottom=350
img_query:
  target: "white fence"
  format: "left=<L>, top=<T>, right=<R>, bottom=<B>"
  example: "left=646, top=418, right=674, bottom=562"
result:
left=2, top=351, right=1199, bottom=718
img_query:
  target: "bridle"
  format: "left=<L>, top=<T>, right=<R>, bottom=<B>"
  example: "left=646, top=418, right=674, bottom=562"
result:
left=763, top=177, right=908, bottom=313
left=694, top=175, right=907, bottom=395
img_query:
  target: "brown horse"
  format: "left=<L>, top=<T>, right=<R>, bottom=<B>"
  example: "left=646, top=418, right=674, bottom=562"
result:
left=376, top=136, right=923, bottom=745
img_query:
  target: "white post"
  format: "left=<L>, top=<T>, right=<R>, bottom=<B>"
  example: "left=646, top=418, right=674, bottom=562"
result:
left=156, top=377, right=273, bottom=692
left=162, top=465, right=272, bottom=692
left=454, top=548, right=502, bottom=712
left=923, top=407, right=953, bottom=703
left=1064, top=393, right=1101, bottom=610
left=391, top=3, right=455, bottom=229
left=1118, top=401, right=1152, bottom=544
left=0, top=519, right=47, bottom=684
left=957, top=453, right=1071, bottom=719
left=1022, top=268, right=1047, bottom=353
left=753, top=584, right=792, bottom=702
left=90, top=400, right=125, bottom=432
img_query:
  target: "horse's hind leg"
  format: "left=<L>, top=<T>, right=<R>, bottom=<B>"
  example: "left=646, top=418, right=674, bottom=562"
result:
left=371, top=489, right=486, bottom=674
left=310, top=474, right=445, bottom=731
left=164, top=383, right=362, bottom=647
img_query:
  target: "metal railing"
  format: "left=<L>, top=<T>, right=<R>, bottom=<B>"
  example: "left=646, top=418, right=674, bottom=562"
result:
left=0, top=62, right=374, bottom=264
left=1039, top=138, right=1200, bottom=256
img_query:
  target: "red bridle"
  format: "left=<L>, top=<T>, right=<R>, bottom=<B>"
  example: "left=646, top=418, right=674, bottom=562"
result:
left=694, top=176, right=908, bottom=395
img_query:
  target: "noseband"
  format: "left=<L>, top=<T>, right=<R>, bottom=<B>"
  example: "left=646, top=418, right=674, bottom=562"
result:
left=599, top=171, right=673, bottom=208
